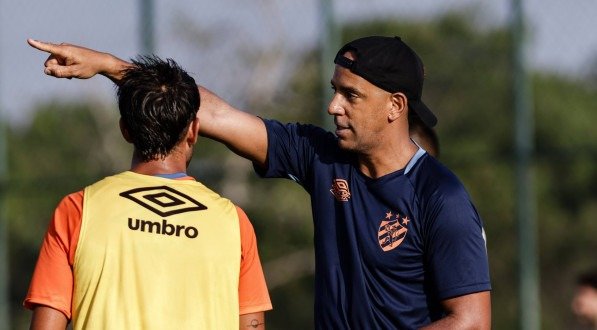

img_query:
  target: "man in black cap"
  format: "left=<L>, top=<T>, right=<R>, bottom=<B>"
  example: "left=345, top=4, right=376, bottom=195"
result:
left=29, top=35, right=491, bottom=329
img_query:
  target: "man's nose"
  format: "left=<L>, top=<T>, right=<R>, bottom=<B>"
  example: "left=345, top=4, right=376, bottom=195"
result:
left=328, top=97, right=343, bottom=115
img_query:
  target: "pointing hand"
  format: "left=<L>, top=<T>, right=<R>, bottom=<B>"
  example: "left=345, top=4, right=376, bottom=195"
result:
left=27, top=39, right=130, bottom=82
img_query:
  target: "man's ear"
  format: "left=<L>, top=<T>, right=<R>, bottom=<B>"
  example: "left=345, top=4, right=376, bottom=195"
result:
left=119, top=118, right=133, bottom=143
left=186, top=117, right=200, bottom=145
left=388, top=92, right=408, bottom=122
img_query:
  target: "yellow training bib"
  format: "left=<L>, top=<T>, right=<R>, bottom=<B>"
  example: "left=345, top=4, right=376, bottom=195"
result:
left=73, top=171, right=241, bottom=329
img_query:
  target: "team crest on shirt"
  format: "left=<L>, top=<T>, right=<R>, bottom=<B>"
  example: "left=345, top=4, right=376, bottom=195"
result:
left=330, top=179, right=351, bottom=202
left=378, top=211, right=410, bottom=252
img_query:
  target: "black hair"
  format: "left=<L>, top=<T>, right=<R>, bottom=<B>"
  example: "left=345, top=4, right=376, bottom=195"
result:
left=408, top=111, right=440, bottom=157
left=577, top=269, right=597, bottom=289
left=117, top=55, right=200, bottom=162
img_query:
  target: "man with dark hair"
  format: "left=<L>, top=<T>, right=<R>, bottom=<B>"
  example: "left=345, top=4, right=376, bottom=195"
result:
left=572, top=269, right=597, bottom=328
left=28, top=35, right=490, bottom=329
left=24, top=55, right=272, bottom=329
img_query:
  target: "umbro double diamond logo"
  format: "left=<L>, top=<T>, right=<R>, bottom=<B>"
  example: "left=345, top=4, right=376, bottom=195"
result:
left=120, top=186, right=207, bottom=217
left=120, top=186, right=207, bottom=239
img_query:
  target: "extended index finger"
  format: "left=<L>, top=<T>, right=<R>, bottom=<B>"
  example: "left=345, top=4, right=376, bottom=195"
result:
left=27, top=39, right=65, bottom=56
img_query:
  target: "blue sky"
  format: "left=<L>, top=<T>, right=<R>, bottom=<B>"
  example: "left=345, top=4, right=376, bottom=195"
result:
left=2, top=0, right=596, bottom=126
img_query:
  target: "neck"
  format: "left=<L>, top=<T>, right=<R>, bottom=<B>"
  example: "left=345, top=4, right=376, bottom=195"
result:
left=129, top=150, right=189, bottom=176
left=357, top=135, right=418, bottom=179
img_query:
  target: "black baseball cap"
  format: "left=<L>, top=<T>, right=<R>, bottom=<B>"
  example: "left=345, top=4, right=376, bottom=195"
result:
left=334, top=36, right=437, bottom=127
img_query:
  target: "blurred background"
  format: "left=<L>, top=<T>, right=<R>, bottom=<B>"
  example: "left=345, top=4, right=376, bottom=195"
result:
left=1, top=0, right=597, bottom=329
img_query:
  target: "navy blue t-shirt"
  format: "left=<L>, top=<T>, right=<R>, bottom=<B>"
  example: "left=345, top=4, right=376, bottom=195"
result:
left=255, top=120, right=491, bottom=329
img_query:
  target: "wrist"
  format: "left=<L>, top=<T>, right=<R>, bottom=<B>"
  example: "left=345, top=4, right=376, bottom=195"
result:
left=100, top=53, right=132, bottom=84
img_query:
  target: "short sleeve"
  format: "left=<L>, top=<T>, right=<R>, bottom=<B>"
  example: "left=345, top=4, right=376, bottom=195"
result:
left=425, top=188, right=491, bottom=300
left=254, top=119, right=331, bottom=188
left=23, top=191, right=84, bottom=319
left=237, top=206, right=272, bottom=314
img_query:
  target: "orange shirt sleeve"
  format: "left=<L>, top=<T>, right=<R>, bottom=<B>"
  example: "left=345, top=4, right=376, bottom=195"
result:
left=23, top=191, right=84, bottom=319
left=236, top=206, right=272, bottom=314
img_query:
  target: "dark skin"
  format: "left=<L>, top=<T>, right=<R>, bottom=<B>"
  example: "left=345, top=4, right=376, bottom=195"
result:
left=27, top=38, right=489, bottom=329
left=29, top=306, right=67, bottom=330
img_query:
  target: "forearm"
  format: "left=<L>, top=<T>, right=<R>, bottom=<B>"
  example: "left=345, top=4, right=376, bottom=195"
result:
left=30, top=305, right=68, bottom=330
left=420, top=314, right=480, bottom=330
left=239, top=312, right=265, bottom=329
left=421, top=291, right=491, bottom=330
left=98, top=53, right=133, bottom=85
left=197, top=86, right=268, bottom=166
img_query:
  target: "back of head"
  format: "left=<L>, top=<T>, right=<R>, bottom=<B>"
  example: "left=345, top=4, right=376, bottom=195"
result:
left=409, top=113, right=440, bottom=157
left=118, top=56, right=200, bottom=162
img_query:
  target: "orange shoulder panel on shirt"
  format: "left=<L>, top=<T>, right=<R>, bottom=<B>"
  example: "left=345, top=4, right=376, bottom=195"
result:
left=236, top=206, right=272, bottom=314
left=23, top=191, right=84, bottom=319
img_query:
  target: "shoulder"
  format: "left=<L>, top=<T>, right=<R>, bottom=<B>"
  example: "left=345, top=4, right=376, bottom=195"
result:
left=51, top=190, right=84, bottom=232
left=408, top=155, right=472, bottom=204
left=235, top=206, right=253, bottom=230
left=235, top=206, right=258, bottom=247
left=263, top=119, right=336, bottom=146
left=56, top=190, right=84, bottom=218
left=265, top=119, right=351, bottom=160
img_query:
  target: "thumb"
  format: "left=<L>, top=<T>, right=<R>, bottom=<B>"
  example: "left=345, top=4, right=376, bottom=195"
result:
left=44, top=64, right=78, bottom=79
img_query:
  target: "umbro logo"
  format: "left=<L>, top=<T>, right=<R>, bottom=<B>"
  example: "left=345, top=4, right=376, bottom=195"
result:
left=330, top=179, right=351, bottom=202
left=119, top=186, right=207, bottom=217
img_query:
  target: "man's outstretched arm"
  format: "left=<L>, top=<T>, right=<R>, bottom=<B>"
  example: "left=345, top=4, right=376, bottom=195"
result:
left=27, top=39, right=268, bottom=167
